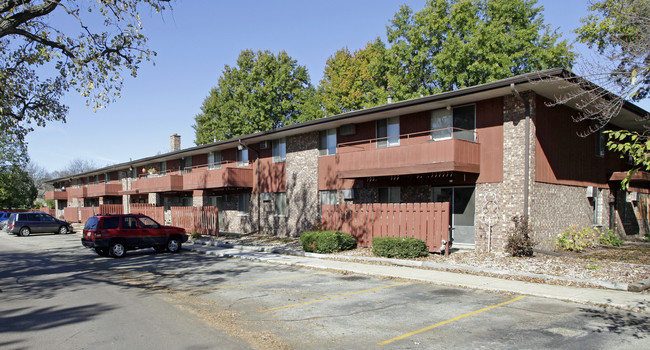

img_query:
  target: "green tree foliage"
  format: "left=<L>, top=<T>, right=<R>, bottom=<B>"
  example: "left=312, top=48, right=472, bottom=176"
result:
left=194, top=50, right=320, bottom=144
left=0, top=0, right=171, bottom=144
left=0, top=166, right=37, bottom=208
left=319, top=39, right=391, bottom=116
left=385, top=0, right=574, bottom=99
left=319, top=0, right=575, bottom=113
left=576, top=0, right=650, bottom=102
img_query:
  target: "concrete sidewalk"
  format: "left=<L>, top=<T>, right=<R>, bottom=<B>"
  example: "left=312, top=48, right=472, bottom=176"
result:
left=183, top=242, right=650, bottom=313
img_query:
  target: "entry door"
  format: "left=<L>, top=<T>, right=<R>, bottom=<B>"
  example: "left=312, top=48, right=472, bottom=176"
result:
left=433, top=186, right=476, bottom=246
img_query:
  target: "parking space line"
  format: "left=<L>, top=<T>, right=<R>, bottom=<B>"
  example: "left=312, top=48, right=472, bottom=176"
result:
left=378, top=295, right=525, bottom=346
left=260, top=282, right=410, bottom=312
left=195, top=272, right=324, bottom=292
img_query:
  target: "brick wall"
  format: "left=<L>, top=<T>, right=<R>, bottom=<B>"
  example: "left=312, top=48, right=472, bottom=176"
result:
left=283, top=132, right=319, bottom=236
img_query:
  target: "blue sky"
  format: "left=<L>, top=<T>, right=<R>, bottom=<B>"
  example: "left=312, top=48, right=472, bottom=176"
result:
left=25, top=0, right=649, bottom=173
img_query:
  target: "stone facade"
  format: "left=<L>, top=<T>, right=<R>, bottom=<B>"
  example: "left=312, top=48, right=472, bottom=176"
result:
left=283, top=132, right=319, bottom=236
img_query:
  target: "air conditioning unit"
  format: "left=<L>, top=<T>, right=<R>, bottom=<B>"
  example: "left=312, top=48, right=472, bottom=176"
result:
left=340, top=124, right=356, bottom=136
left=259, top=140, right=270, bottom=150
left=586, top=186, right=597, bottom=198
left=342, top=189, right=355, bottom=200
left=626, top=191, right=638, bottom=202
left=261, top=193, right=272, bottom=202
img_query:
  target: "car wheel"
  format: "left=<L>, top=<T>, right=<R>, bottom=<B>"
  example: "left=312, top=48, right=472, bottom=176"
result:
left=19, top=227, right=31, bottom=237
left=167, top=237, right=181, bottom=253
left=109, top=241, right=126, bottom=258
left=58, top=225, right=69, bottom=234
left=153, top=245, right=166, bottom=253
left=95, top=248, right=110, bottom=257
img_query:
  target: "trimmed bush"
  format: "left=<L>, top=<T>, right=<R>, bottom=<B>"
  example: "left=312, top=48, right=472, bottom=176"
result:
left=372, top=237, right=429, bottom=259
left=300, top=231, right=357, bottom=254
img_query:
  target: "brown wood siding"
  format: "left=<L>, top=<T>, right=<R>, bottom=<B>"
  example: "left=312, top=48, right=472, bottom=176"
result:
left=476, top=98, right=504, bottom=183
left=257, top=159, right=286, bottom=193
left=193, top=153, right=208, bottom=167
left=534, top=95, right=628, bottom=187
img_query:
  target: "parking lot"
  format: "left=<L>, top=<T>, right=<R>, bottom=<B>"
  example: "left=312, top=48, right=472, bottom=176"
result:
left=2, top=232, right=649, bottom=349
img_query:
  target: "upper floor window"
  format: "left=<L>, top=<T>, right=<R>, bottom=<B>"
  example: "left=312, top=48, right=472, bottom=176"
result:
left=237, top=148, right=249, bottom=167
left=431, top=104, right=475, bottom=142
left=319, top=129, right=337, bottom=156
left=377, top=116, right=400, bottom=148
left=104, top=173, right=110, bottom=184
left=182, top=156, right=193, bottom=174
left=208, top=151, right=222, bottom=170
left=272, top=138, right=286, bottom=163
left=160, top=161, right=167, bottom=174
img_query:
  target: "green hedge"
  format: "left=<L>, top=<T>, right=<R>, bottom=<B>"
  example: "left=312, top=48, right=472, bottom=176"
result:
left=372, top=237, right=429, bottom=259
left=300, top=231, right=357, bottom=254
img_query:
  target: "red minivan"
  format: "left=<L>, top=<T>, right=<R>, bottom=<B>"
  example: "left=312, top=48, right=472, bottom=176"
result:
left=82, top=214, right=187, bottom=258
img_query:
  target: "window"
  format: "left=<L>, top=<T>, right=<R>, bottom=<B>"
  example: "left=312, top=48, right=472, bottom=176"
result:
left=319, top=129, right=337, bottom=156
left=104, top=173, right=110, bottom=184
left=430, top=105, right=476, bottom=142
left=320, top=190, right=338, bottom=205
left=595, top=129, right=605, bottom=158
left=274, top=192, right=287, bottom=216
left=182, top=156, right=192, bottom=174
left=238, top=193, right=251, bottom=214
left=102, top=217, right=120, bottom=229
left=272, top=138, right=286, bottom=163
left=160, top=161, right=167, bottom=174
left=208, top=151, right=222, bottom=170
left=138, top=216, right=160, bottom=229
left=237, top=148, right=249, bottom=167
left=377, top=117, right=400, bottom=148
left=182, top=197, right=193, bottom=207
left=378, top=187, right=400, bottom=203
left=122, top=216, right=139, bottom=229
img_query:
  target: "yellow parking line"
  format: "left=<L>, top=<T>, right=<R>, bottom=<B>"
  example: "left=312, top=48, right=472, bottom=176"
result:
left=378, top=295, right=525, bottom=346
left=200, top=272, right=324, bottom=291
left=260, top=282, right=410, bottom=312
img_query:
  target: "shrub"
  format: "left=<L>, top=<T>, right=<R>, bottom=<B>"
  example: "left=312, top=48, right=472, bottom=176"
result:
left=599, top=229, right=623, bottom=247
left=190, top=231, right=203, bottom=240
left=300, top=231, right=357, bottom=254
left=372, top=237, right=429, bottom=259
left=556, top=226, right=599, bottom=252
left=505, top=216, right=535, bottom=257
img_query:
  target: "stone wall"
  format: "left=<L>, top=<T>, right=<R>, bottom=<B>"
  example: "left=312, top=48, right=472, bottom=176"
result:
left=283, top=132, right=319, bottom=236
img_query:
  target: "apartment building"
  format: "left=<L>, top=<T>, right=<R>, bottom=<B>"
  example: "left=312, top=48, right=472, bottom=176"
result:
left=46, top=69, right=650, bottom=251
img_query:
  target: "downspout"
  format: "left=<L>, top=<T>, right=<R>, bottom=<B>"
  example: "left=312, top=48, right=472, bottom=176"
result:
left=510, top=83, right=530, bottom=219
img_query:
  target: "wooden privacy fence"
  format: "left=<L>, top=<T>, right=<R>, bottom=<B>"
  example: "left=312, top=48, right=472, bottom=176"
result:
left=63, top=207, right=79, bottom=222
left=170, top=206, right=219, bottom=236
left=321, top=202, right=450, bottom=252
left=98, top=204, right=124, bottom=215
left=130, top=203, right=165, bottom=224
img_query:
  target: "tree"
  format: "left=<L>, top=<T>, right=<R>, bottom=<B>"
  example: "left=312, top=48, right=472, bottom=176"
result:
left=319, top=39, right=391, bottom=116
left=559, top=0, right=650, bottom=188
left=50, top=158, right=98, bottom=179
left=559, top=0, right=650, bottom=129
left=194, top=50, right=319, bottom=144
left=0, top=166, right=37, bottom=208
left=0, top=0, right=171, bottom=145
left=384, top=0, right=575, bottom=100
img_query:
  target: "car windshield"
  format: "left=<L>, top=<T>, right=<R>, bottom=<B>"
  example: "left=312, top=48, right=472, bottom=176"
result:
left=138, top=216, right=160, bottom=229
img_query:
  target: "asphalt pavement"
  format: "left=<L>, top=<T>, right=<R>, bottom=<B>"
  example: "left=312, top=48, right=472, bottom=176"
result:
left=184, top=239, right=650, bottom=314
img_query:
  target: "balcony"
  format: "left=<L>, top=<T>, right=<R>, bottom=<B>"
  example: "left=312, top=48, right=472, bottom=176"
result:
left=183, top=161, right=253, bottom=190
left=45, top=190, right=68, bottom=201
left=132, top=173, right=184, bottom=193
left=86, top=182, right=123, bottom=197
left=67, top=186, right=87, bottom=201
left=333, top=128, right=480, bottom=178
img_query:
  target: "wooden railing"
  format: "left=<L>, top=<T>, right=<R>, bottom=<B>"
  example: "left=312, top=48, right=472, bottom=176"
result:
left=170, top=206, right=219, bottom=236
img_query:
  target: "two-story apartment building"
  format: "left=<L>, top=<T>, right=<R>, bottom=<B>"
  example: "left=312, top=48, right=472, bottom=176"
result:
left=46, top=68, right=649, bottom=251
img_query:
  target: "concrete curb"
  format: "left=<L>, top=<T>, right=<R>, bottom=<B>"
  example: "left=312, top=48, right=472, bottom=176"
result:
left=188, top=239, right=649, bottom=293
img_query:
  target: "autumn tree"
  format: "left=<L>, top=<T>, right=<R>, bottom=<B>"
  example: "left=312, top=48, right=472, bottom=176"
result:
left=194, top=50, right=320, bottom=144
left=0, top=0, right=171, bottom=145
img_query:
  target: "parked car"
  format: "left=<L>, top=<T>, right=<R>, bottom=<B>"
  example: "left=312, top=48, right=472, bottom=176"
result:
left=4, top=212, right=73, bottom=236
left=0, top=212, right=11, bottom=230
left=81, top=214, right=188, bottom=258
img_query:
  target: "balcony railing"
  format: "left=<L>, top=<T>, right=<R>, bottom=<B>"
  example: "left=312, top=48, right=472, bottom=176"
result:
left=67, top=186, right=87, bottom=200
left=183, top=161, right=253, bottom=190
left=333, top=128, right=480, bottom=178
left=132, top=173, right=184, bottom=193
left=86, top=181, right=123, bottom=197
left=45, top=190, right=68, bottom=201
